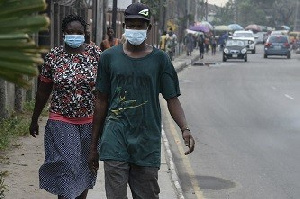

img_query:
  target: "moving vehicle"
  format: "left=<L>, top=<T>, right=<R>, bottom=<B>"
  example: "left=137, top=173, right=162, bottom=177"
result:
left=232, top=30, right=257, bottom=54
left=254, top=32, right=267, bottom=44
left=223, top=39, right=248, bottom=62
left=271, top=30, right=289, bottom=36
left=264, top=35, right=291, bottom=59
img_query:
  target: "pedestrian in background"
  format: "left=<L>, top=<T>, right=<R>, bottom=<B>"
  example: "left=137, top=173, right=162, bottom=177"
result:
left=204, top=35, right=210, bottom=54
left=166, top=28, right=177, bottom=60
left=88, top=2, right=195, bottom=199
left=198, top=35, right=205, bottom=59
left=29, top=14, right=101, bottom=199
left=100, top=27, right=120, bottom=51
left=159, top=30, right=167, bottom=51
left=184, top=33, right=194, bottom=56
left=211, top=36, right=217, bottom=55
left=120, top=33, right=127, bottom=44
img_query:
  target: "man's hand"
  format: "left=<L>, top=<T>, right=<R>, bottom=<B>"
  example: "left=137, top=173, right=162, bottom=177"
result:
left=88, top=149, right=99, bottom=175
left=29, top=122, right=39, bottom=137
left=182, top=130, right=195, bottom=155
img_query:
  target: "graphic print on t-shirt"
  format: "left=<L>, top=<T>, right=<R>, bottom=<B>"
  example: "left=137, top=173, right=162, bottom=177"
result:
left=109, top=85, right=148, bottom=120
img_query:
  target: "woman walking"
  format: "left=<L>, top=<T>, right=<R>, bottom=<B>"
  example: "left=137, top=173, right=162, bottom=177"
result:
left=29, top=14, right=101, bottom=199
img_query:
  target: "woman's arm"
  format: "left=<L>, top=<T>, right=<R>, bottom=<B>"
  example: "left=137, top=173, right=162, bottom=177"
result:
left=29, top=81, right=53, bottom=137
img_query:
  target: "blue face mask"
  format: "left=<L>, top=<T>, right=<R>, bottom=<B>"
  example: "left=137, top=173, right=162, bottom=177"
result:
left=64, top=35, right=85, bottom=48
left=124, top=29, right=147, bottom=45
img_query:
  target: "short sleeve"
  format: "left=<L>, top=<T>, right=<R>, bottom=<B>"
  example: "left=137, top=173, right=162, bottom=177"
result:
left=39, top=52, right=53, bottom=82
left=95, top=53, right=110, bottom=94
left=160, top=53, right=181, bottom=99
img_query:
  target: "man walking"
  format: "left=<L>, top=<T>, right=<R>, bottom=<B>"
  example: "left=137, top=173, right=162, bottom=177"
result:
left=89, top=2, right=195, bottom=199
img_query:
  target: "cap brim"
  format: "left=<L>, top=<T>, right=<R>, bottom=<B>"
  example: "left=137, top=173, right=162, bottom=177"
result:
left=125, top=15, right=150, bottom=21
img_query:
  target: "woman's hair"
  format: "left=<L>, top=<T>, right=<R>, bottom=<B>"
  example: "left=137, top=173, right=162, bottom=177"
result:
left=107, top=26, right=113, bottom=31
left=62, top=14, right=87, bottom=33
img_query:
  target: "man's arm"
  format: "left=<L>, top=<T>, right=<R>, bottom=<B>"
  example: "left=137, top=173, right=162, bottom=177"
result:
left=166, top=97, right=195, bottom=155
left=89, top=90, right=109, bottom=173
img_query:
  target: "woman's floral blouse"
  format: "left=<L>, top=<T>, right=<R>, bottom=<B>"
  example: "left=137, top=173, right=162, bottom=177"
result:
left=40, top=44, right=101, bottom=118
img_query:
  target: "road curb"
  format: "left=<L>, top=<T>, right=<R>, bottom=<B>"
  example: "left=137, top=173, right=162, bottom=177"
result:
left=160, top=54, right=200, bottom=199
left=175, top=55, right=200, bottom=73
left=162, top=128, right=185, bottom=199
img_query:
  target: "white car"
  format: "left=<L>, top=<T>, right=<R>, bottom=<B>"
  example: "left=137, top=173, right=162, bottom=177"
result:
left=232, top=30, right=257, bottom=54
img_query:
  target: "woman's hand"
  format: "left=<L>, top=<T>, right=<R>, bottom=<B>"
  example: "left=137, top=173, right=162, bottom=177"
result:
left=88, top=149, right=99, bottom=175
left=29, top=121, right=39, bottom=137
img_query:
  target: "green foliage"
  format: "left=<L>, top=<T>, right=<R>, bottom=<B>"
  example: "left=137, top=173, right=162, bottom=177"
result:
left=141, top=0, right=161, bottom=21
left=0, top=115, right=31, bottom=150
left=0, top=0, right=50, bottom=88
left=213, top=0, right=296, bottom=27
left=0, top=100, right=45, bottom=150
left=0, top=171, right=8, bottom=199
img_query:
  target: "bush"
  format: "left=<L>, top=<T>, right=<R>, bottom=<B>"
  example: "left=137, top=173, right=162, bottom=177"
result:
left=0, top=100, right=40, bottom=150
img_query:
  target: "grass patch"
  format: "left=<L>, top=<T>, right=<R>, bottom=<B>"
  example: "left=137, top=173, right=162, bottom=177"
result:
left=0, top=100, right=45, bottom=197
left=0, top=100, right=48, bottom=197
left=0, top=100, right=47, bottom=151
left=0, top=114, right=31, bottom=150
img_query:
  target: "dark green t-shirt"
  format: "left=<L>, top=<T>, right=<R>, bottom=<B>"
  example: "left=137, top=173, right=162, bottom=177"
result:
left=96, top=44, right=180, bottom=168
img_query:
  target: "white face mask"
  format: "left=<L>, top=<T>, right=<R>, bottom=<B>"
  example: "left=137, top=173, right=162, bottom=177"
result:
left=124, top=28, right=147, bottom=45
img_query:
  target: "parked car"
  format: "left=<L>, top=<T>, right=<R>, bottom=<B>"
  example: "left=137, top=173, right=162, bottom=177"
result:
left=232, top=30, right=257, bottom=54
left=264, top=35, right=291, bottom=59
left=223, top=39, right=248, bottom=62
left=254, top=32, right=267, bottom=44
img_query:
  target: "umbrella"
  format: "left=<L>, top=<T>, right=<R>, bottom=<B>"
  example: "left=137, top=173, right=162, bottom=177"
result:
left=228, top=24, right=244, bottom=30
left=195, top=21, right=213, bottom=30
left=189, top=25, right=210, bottom=33
left=245, top=24, right=262, bottom=32
left=185, top=29, right=204, bottom=36
left=214, top=25, right=232, bottom=31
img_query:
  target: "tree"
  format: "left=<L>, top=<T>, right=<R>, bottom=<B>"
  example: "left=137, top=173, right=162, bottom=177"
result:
left=271, top=0, right=296, bottom=26
left=0, top=0, right=49, bottom=88
left=212, top=0, right=297, bottom=28
left=212, top=0, right=235, bottom=25
left=141, top=0, right=161, bottom=21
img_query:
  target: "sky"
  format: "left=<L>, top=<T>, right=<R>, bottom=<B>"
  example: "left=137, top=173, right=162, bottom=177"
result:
left=208, top=0, right=228, bottom=7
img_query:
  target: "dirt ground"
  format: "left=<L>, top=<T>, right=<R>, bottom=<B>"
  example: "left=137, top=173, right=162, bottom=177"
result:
left=0, top=117, right=55, bottom=199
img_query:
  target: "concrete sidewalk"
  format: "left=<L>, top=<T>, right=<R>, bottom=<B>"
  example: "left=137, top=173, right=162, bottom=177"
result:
left=87, top=48, right=218, bottom=199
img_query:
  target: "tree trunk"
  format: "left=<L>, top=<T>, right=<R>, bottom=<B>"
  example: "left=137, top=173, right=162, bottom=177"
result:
left=15, top=86, right=24, bottom=113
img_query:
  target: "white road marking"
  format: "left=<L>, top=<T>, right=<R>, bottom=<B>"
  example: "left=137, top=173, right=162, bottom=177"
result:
left=284, top=94, right=294, bottom=100
left=162, top=100, right=205, bottom=199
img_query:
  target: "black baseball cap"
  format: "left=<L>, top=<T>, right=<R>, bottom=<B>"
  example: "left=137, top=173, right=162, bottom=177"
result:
left=124, top=3, right=151, bottom=21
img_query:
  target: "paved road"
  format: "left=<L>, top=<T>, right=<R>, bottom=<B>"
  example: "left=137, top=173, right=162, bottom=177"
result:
left=163, top=45, right=300, bottom=199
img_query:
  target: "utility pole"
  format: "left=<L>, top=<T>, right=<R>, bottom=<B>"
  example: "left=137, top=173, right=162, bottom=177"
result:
left=187, top=0, right=190, bottom=28
left=205, top=0, right=208, bottom=21
left=159, top=0, right=165, bottom=32
left=94, top=0, right=104, bottom=45
left=112, top=0, right=118, bottom=33
left=295, top=0, right=300, bottom=31
left=234, top=0, right=237, bottom=23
